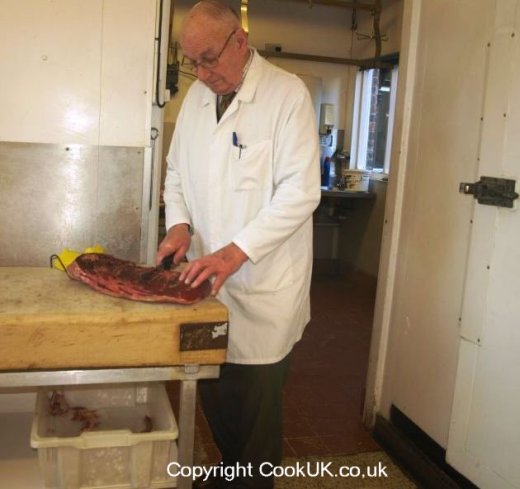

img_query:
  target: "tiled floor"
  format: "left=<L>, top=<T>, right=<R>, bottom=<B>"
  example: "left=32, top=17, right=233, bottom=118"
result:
left=168, top=270, right=381, bottom=463
left=282, top=271, right=380, bottom=457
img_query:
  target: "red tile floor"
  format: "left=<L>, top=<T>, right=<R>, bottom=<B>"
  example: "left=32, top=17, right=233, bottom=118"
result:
left=168, top=271, right=381, bottom=463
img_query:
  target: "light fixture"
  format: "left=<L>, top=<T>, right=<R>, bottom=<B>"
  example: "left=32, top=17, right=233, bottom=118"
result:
left=241, top=0, right=249, bottom=33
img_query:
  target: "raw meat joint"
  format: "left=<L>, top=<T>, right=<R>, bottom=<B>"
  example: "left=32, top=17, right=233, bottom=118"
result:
left=66, top=253, right=211, bottom=304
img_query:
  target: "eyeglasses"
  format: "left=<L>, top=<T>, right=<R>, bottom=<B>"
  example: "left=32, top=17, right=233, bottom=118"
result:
left=181, top=29, right=238, bottom=71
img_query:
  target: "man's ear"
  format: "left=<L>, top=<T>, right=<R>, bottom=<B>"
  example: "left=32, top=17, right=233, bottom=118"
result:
left=235, top=28, right=249, bottom=50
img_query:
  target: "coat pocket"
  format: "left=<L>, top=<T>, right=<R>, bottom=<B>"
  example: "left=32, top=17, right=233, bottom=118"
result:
left=231, top=139, right=272, bottom=191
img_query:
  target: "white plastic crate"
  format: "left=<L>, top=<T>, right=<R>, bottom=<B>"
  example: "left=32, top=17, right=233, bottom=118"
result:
left=31, top=383, right=178, bottom=489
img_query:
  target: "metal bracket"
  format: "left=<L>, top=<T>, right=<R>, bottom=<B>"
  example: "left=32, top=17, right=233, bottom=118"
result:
left=180, top=321, right=229, bottom=351
left=459, top=176, right=518, bottom=208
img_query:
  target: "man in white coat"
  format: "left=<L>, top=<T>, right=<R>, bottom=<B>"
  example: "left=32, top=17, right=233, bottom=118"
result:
left=157, top=1, right=321, bottom=487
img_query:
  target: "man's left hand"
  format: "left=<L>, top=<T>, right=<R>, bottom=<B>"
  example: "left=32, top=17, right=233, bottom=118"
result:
left=179, top=242, right=248, bottom=296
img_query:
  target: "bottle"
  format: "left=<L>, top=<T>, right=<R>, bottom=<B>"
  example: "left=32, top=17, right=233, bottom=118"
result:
left=335, top=154, right=346, bottom=190
left=321, top=156, right=331, bottom=188
left=328, top=157, right=336, bottom=189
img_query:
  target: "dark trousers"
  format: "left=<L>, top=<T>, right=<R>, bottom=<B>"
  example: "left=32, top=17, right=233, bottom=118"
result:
left=198, top=353, right=292, bottom=489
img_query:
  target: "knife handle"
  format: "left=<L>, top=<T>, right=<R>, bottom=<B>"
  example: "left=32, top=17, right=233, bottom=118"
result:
left=161, top=254, right=173, bottom=270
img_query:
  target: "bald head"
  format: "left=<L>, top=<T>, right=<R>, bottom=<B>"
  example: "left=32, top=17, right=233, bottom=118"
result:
left=181, top=1, right=240, bottom=40
left=179, top=0, right=250, bottom=95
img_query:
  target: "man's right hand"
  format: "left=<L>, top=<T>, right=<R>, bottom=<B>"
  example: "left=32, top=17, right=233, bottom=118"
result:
left=156, top=223, right=191, bottom=265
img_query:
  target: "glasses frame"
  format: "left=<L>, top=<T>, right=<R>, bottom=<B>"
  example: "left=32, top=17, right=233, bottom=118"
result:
left=181, top=29, right=238, bottom=71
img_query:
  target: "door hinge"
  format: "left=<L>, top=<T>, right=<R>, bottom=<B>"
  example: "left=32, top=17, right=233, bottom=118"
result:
left=459, top=176, right=518, bottom=208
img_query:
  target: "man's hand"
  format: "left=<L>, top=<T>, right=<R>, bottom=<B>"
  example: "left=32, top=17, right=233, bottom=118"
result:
left=156, top=223, right=191, bottom=265
left=179, top=242, right=248, bottom=296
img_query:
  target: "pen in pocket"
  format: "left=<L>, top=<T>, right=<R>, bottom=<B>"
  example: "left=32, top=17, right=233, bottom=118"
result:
left=232, top=131, right=246, bottom=159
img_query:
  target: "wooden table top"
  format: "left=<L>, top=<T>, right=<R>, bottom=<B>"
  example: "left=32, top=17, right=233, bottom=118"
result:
left=0, top=268, right=228, bottom=371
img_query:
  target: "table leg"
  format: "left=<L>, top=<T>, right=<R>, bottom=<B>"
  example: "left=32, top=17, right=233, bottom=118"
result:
left=177, top=378, right=197, bottom=489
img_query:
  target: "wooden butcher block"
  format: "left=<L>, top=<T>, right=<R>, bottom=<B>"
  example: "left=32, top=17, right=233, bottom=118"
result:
left=0, top=268, right=229, bottom=371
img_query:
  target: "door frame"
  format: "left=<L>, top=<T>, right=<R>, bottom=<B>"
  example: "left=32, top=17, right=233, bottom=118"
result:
left=362, top=0, right=422, bottom=426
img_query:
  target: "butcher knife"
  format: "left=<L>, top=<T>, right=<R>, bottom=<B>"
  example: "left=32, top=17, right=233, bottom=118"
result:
left=141, top=254, right=174, bottom=280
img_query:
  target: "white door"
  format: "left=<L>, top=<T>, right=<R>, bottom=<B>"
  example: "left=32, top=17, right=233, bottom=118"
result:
left=373, top=0, right=497, bottom=446
left=446, top=1, right=520, bottom=488
left=369, top=0, right=520, bottom=487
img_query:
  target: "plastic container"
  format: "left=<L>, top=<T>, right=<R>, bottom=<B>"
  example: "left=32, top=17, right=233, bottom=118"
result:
left=342, top=169, right=370, bottom=192
left=31, top=383, right=178, bottom=489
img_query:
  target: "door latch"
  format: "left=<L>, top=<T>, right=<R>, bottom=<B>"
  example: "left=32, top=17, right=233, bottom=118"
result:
left=459, top=176, right=518, bottom=208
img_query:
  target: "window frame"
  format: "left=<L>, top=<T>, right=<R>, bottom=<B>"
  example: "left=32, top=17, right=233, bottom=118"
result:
left=350, top=64, right=399, bottom=175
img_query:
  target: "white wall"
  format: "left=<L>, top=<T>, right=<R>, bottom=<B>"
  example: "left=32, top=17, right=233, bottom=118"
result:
left=0, top=0, right=157, bottom=147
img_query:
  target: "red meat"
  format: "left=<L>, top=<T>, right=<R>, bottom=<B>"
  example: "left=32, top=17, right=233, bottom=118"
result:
left=67, top=253, right=211, bottom=305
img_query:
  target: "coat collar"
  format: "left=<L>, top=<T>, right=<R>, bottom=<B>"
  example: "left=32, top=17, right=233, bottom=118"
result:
left=200, top=49, right=262, bottom=109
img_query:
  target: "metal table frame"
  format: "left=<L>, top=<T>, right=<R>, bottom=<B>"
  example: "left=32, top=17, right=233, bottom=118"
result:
left=0, top=364, right=220, bottom=489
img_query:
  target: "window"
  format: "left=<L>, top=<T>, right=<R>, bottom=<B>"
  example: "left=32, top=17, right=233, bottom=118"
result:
left=350, top=65, right=398, bottom=174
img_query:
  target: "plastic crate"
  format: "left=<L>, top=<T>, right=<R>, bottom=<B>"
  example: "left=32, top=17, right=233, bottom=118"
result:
left=31, top=383, right=178, bottom=489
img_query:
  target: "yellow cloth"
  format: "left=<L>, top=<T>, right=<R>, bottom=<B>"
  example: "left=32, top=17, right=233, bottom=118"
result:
left=53, top=244, right=105, bottom=270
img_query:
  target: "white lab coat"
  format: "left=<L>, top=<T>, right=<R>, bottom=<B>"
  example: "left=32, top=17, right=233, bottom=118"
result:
left=164, top=50, right=321, bottom=364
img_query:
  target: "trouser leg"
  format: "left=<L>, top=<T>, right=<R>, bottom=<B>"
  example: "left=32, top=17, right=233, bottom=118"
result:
left=198, top=353, right=292, bottom=489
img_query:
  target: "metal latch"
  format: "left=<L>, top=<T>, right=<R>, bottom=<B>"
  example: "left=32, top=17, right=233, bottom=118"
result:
left=459, top=176, right=518, bottom=208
